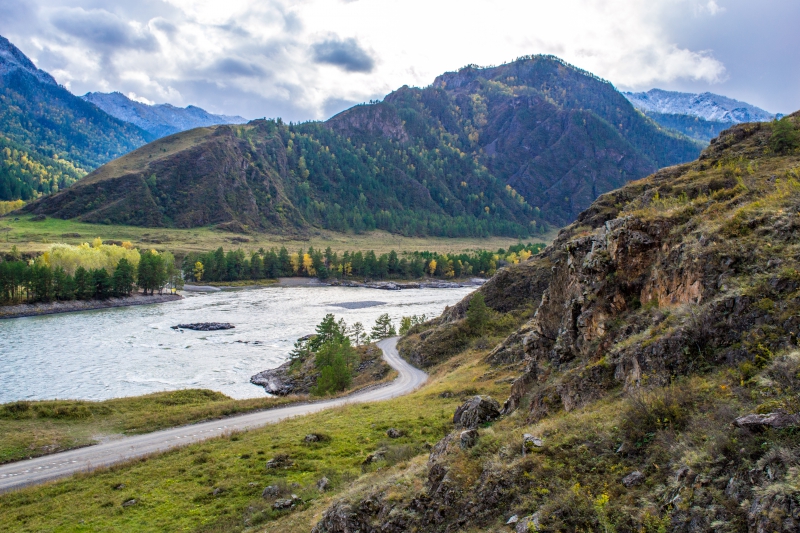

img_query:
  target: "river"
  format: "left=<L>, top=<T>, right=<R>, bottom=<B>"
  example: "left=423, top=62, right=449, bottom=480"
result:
left=0, top=285, right=474, bottom=403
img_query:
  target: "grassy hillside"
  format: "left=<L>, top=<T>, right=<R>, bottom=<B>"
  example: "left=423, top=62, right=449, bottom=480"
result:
left=2, top=115, right=796, bottom=531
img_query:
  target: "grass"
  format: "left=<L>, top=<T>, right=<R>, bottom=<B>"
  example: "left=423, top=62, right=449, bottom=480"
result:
left=0, top=215, right=556, bottom=257
left=0, top=338, right=516, bottom=532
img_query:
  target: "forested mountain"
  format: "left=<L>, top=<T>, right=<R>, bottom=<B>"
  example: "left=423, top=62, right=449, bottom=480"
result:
left=82, top=92, right=247, bottom=139
left=624, top=88, right=779, bottom=142
left=0, top=35, right=154, bottom=201
left=329, top=56, right=703, bottom=225
left=24, top=56, right=702, bottom=236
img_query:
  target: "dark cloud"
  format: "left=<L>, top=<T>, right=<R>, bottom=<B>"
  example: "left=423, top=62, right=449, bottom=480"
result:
left=311, top=36, right=375, bottom=73
left=206, top=57, right=267, bottom=78
left=150, top=17, right=177, bottom=36
left=50, top=8, right=158, bottom=51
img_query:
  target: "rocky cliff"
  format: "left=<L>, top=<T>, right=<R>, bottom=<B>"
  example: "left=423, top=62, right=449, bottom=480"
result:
left=312, top=113, right=800, bottom=532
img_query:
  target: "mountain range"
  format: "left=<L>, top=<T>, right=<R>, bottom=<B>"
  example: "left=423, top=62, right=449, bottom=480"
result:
left=24, top=55, right=703, bottom=236
left=81, top=92, right=247, bottom=139
left=623, top=88, right=779, bottom=142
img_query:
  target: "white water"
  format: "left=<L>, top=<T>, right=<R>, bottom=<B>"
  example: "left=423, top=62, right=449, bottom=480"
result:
left=0, top=285, right=474, bottom=403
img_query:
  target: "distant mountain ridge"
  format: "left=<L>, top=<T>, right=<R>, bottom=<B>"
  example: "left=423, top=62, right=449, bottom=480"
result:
left=623, top=89, right=779, bottom=143
left=82, top=92, right=247, bottom=139
left=0, top=35, right=57, bottom=87
left=623, top=89, right=777, bottom=124
left=26, top=56, right=702, bottom=236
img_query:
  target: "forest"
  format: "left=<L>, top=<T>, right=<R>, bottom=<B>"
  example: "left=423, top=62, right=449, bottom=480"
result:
left=0, top=240, right=181, bottom=305
left=180, top=242, right=545, bottom=283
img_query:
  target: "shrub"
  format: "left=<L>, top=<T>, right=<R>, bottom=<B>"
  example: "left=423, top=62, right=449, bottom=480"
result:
left=620, top=385, right=693, bottom=450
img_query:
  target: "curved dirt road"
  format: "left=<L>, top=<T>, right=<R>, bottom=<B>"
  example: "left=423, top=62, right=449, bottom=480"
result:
left=0, top=337, right=424, bottom=493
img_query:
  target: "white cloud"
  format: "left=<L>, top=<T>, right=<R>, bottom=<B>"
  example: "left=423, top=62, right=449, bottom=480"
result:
left=127, top=92, right=155, bottom=105
left=0, top=0, right=733, bottom=120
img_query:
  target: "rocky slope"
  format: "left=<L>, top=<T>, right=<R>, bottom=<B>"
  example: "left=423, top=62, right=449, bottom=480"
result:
left=82, top=92, right=247, bottom=139
left=311, top=113, right=800, bottom=532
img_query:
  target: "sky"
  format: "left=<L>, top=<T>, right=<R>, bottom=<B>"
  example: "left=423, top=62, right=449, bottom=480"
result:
left=1, top=0, right=797, bottom=121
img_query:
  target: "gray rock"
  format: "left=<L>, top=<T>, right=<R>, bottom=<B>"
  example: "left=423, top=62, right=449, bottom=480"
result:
left=266, top=454, right=292, bottom=469
left=516, top=513, right=540, bottom=532
left=317, top=477, right=329, bottom=491
left=273, top=498, right=294, bottom=510
left=453, top=395, right=501, bottom=429
left=460, top=429, right=478, bottom=449
left=121, top=499, right=137, bottom=507
left=304, top=434, right=321, bottom=443
left=733, top=411, right=800, bottom=430
left=386, top=428, right=403, bottom=438
left=171, top=322, right=234, bottom=331
left=262, top=485, right=281, bottom=498
left=522, top=433, right=543, bottom=454
left=622, top=470, right=645, bottom=487
left=506, top=514, right=519, bottom=525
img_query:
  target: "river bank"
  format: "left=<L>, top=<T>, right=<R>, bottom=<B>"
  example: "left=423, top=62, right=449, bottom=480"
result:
left=0, top=293, right=183, bottom=320
left=183, top=277, right=485, bottom=291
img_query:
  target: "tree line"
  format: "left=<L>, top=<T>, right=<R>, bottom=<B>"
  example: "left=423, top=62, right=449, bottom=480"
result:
left=0, top=242, right=181, bottom=305
left=182, top=242, right=545, bottom=283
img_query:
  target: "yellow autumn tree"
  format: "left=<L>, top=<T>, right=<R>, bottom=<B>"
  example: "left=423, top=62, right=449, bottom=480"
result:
left=289, top=253, right=301, bottom=274
left=302, top=253, right=316, bottom=276
left=46, top=242, right=140, bottom=275
left=428, top=259, right=437, bottom=276
left=519, top=250, right=533, bottom=262
left=193, top=261, right=204, bottom=281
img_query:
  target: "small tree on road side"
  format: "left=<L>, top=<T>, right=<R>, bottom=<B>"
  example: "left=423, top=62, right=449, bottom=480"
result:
left=371, top=313, right=397, bottom=340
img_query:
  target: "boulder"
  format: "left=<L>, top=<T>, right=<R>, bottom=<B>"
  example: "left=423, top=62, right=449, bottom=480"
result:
left=121, top=499, right=137, bottom=507
left=386, top=428, right=403, bottom=438
left=304, top=434, right=321, bottom=443
left=516, top=513, right=541, bottom=532
left=273, top=498, right=294, bottom=510
left=262, top=485, right=281, bottom=498
left=453, top=395, right=501, bottom=429
left=506, top=515, right=519, bottom=525
left=460, top=429, right=478, bottom=449
left=266, top=454, right=293, bottom=469
left=622, top=470, right=645, bottom=487
left=317, top=477, right=330, bottom=491
left=522, top=433, right=543, bottom=454
left=733, top=411, right=800, bottom=430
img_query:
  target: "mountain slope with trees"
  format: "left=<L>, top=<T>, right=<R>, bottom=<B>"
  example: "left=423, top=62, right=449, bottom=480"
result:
left=0, top=35, right=154, bottom=201
left=23, top=56, right=702, bottom=236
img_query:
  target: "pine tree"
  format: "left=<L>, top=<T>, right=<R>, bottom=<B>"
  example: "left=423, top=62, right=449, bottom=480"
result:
left=371, top=313, right=397, bottom=340
left=466, top=292, right=490, bottom=335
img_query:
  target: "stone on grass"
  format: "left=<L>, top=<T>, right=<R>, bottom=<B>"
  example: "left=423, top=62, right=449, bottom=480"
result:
left=273, top=498, right=294, bottom=510
left=386, top=428, right=403, bottom=438
left=121, top=499, right=137, bottom=507
left=733, top=411, right=800, bottom=430
left=262, top=485, right=281, bottom=498
left=317, top=477, right=329, bottom=491
left=622, top=471, right=645, bottom=487
left=453, top=395, right=501, bottom=429
left=516, top=513, right=540, bottom=533
left=266, top=454, right=293, bottom=469
left=522, top=433, right=543, bottom=454
left=304, top=434, right=321, bottom=443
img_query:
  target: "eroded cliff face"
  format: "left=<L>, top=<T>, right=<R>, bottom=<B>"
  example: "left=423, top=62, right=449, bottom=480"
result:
left=313, top=115, right=800, bottom=533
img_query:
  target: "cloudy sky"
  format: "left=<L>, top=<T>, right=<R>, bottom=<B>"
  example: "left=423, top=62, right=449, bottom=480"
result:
left=1, top=0, right=797, bottom=121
